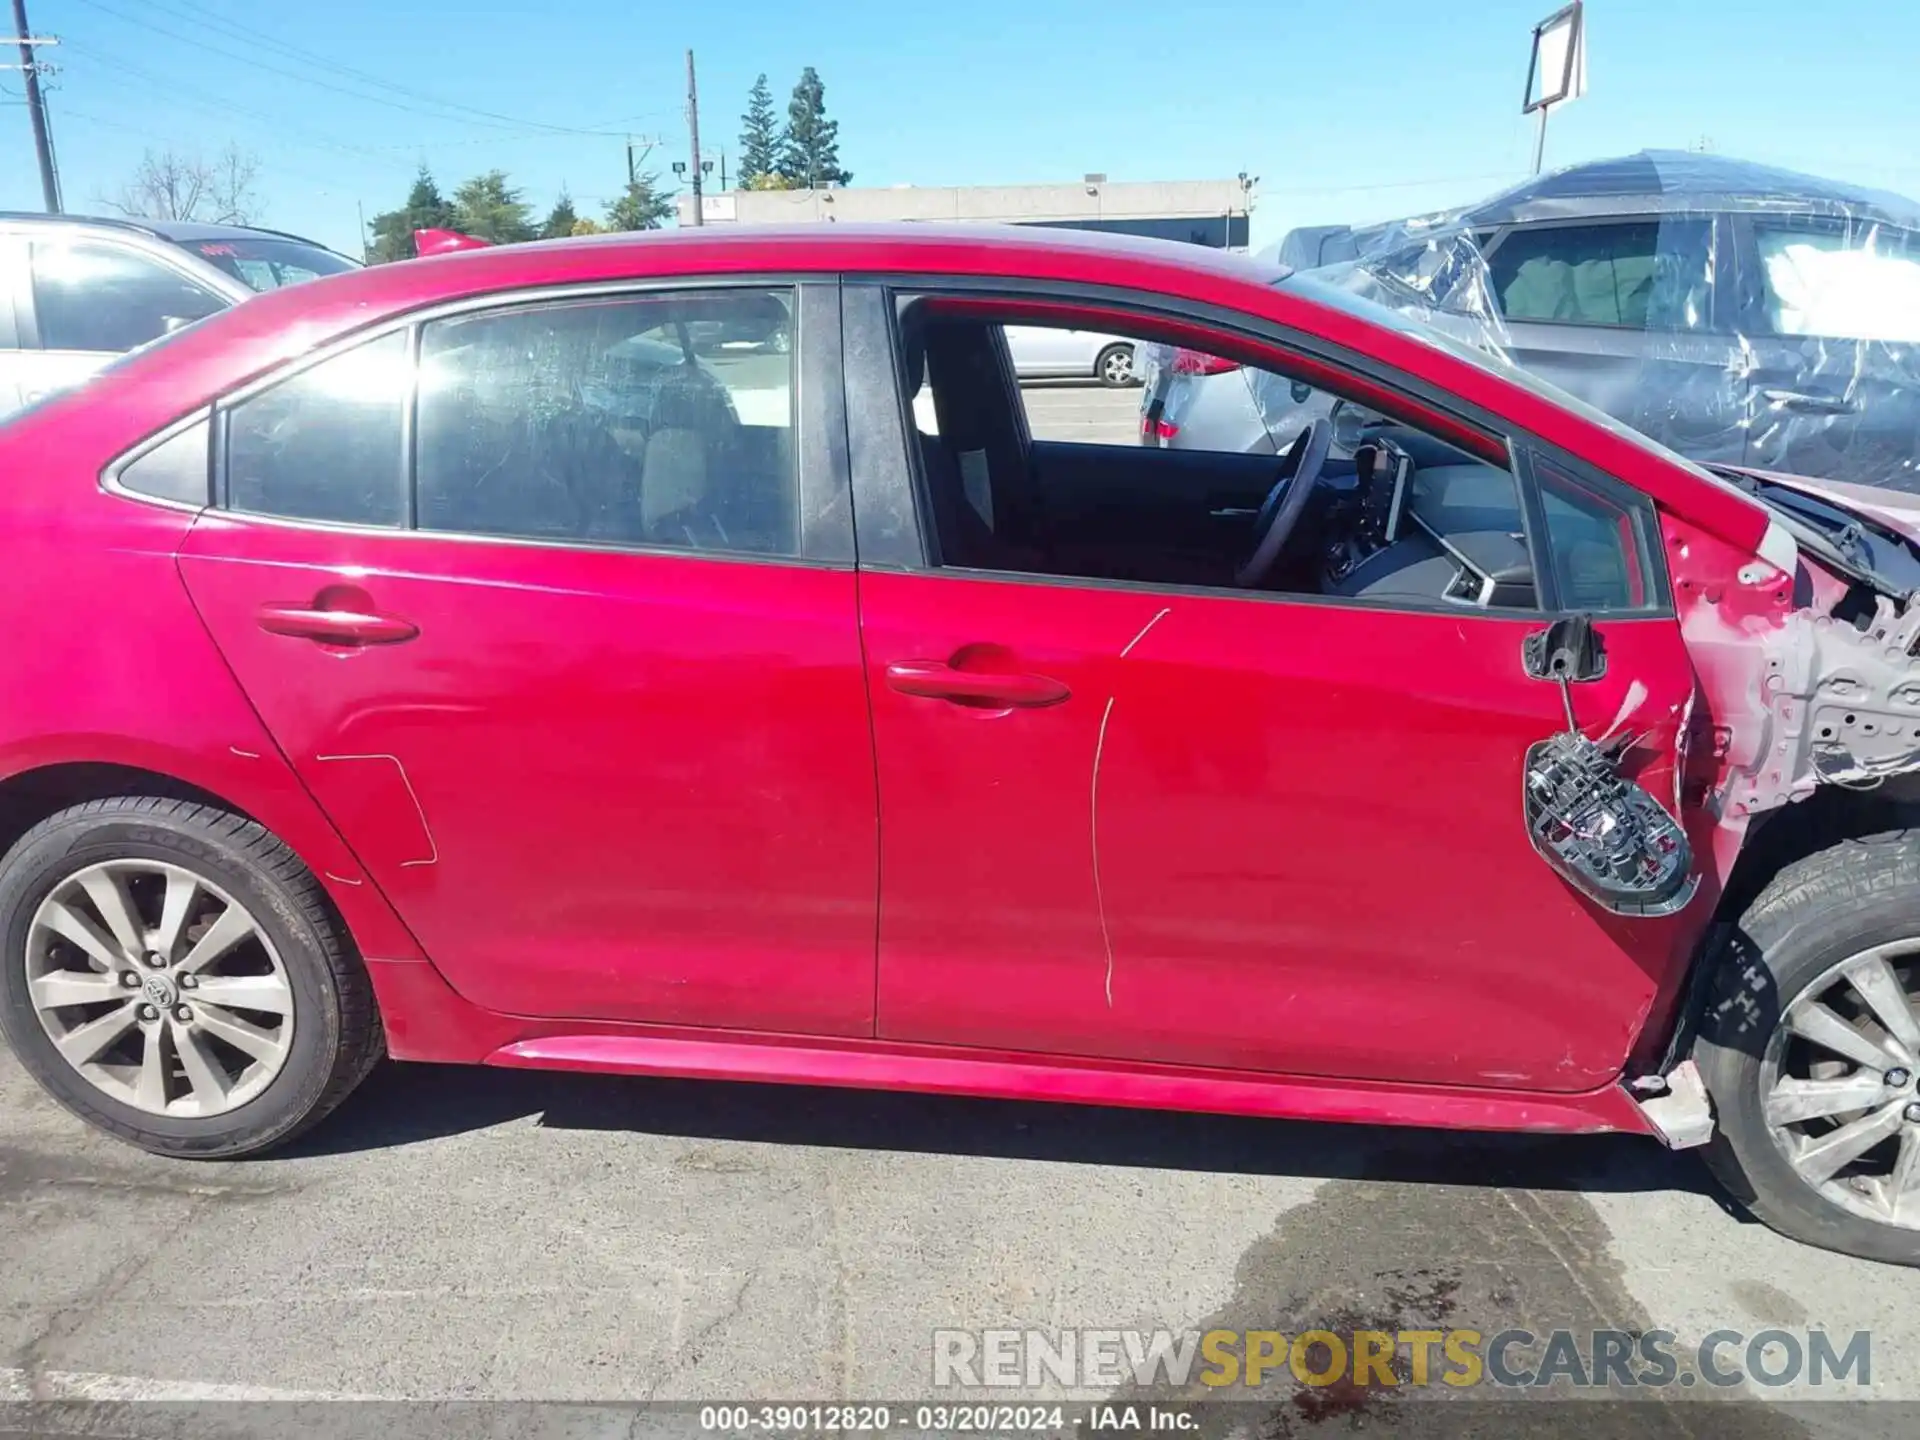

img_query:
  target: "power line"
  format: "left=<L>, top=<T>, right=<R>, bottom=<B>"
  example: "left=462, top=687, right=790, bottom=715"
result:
left=58, top=39, right=408, bottom=165
left=52, top=104, right=364, bottom=196
left=65, top=0, right=644, bottom=138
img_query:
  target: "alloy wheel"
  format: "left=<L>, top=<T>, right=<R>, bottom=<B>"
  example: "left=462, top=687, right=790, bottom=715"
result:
left=1761, top=943, right=1920, bottom=1229
left=25, top=859, right=295, bottom=1117
left=1100, top=348, right=1134, bottom=386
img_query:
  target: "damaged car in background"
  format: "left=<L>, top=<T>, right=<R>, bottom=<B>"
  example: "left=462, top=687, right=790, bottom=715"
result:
left=1143, top=150, right=1920, bottom=494
left=0, top=222, right=1918, bottom=1266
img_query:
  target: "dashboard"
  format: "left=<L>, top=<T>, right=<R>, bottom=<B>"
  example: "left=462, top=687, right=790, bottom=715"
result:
left=1319, top=428, right=1536, bottom=609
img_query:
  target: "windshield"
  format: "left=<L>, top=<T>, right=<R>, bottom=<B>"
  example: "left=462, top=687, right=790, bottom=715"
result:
left=175, top=236, right=359, bottom=293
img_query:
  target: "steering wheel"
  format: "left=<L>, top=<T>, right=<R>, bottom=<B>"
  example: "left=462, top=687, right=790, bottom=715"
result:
left=1234, top=417, right=1334, bottom=589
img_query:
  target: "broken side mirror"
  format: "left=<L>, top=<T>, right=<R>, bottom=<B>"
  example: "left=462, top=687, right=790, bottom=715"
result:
left=1519, top=614, right=1698, bottom=917
left=1522, top=613, right=1606, bottom=684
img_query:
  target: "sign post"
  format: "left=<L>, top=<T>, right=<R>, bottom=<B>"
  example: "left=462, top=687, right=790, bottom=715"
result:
left=1523, top=1, right=1587, bottom=176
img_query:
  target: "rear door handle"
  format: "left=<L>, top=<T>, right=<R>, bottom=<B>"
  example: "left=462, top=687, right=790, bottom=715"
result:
left=258, top=603, right=419, bottom=646
left=1760, top=387, right=1860, bottom=416
left=884, top=660, right=1070, bottom=709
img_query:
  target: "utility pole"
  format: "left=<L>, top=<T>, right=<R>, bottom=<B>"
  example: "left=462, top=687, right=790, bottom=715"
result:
left=7, top=0, right=60, bottom=212
left=685, top=48, right=704, bottom=226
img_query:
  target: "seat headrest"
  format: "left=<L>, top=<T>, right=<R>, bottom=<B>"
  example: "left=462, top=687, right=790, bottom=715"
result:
left=897, top=308, right=927, bottom=397
left=641, top=427, right=709, bottom=533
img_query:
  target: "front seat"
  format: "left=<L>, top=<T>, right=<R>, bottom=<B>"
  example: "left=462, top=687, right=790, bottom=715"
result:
left=898, top=312, right=1046, bottom=573
left=641, top=426, right=722, bottom=549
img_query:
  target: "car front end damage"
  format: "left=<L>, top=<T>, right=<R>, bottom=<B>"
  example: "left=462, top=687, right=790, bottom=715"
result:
left=1580, top=492, right=1920, bottom=1153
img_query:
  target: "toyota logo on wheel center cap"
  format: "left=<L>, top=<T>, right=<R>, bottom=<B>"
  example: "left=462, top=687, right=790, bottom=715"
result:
left=142, top=974, right=177, bottom=1008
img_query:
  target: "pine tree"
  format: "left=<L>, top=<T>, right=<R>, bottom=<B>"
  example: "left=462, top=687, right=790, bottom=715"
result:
left=451, top=170, right=536, bottom=243
left=777, top=67, right=851, bottom=189
left=605, top=173, right=673, bottom=231
left=366, top=166, right=456, bottom=263
left=540, top=191, right=580, bottom=239
left=738, top=74, right=780, bottom=186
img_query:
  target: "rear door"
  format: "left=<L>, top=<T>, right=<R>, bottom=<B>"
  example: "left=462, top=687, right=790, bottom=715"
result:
left=176, top=280, right=880, bottom=1034
left=1484, top=215, right=1748, bottom=465
left=1730, top=214, right=1920, bottom=489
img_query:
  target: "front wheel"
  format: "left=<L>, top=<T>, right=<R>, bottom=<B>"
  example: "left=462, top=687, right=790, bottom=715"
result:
left=1096, top=343, right=1135, bottom=388
left=0, top=797, right=383, bottom=1158
left=1695, top=832, right=1920, bottom=1265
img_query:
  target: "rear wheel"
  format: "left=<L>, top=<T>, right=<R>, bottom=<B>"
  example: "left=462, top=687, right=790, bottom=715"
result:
left=1096, top=343, right=1135, bottom=388
left=0, top=797, right=382, bottom=1158
left=1695, top=832, right=1920, bottom=1265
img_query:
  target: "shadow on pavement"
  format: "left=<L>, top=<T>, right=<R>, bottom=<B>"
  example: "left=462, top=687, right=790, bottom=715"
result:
left=286, top=1058, right=1734, bottom=1207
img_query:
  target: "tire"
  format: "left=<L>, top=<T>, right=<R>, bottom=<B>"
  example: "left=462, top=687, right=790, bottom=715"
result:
left=1695, top=831, right=1920, bottom=1265
left=0, top=797, right=383, bottom=1158
left=1096, top=343, right=1135, bottom=389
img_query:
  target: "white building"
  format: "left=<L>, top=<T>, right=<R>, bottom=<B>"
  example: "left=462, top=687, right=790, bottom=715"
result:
left=675, top=176, right=1256, bottom=249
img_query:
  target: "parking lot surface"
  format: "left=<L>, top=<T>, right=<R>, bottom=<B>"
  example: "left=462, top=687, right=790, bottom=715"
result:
left=2, top=1036, right=1916, bottom=1432
left=1019, top=382, right=1141, bottom=445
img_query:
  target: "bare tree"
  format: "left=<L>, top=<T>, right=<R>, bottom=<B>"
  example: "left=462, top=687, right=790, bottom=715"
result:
left=107, top=146, right=262, bottom=225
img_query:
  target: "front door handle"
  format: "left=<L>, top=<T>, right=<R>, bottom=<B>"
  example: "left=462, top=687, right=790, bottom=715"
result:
left=258, top=603, right=419, bottom=646
left=1760, top=387, right=1861, bottom=416
left=884, top=660, right=1070, bottom=709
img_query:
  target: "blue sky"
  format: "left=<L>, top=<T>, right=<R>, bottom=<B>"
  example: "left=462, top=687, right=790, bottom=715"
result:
left=5, top=0, right=1919, bottom=257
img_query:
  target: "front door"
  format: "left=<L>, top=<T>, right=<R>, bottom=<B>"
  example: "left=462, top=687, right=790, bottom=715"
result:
left=849, top=289, right=1704, bottom=1092
left=180, top=283, right=879, bottom=1035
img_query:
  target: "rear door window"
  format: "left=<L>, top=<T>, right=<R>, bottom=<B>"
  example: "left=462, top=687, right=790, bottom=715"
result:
left=30, top=239, right=227, bottom=353
left=1752, top=222, right=1920, bottom=342
left=414, top=290, right=797, bottom=554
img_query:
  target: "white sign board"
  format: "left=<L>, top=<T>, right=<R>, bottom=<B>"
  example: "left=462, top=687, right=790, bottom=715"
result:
left=700, top=194, right=738, bottom=223
left=1525, top=2, right=1587, bottom=112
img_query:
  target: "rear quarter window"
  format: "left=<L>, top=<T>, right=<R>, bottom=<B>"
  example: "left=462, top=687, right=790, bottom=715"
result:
left=114, top=414, right=211, bottom=506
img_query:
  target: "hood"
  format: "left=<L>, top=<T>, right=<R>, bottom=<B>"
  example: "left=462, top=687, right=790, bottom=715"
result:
left=1729, top=465, right=1920, bottom=548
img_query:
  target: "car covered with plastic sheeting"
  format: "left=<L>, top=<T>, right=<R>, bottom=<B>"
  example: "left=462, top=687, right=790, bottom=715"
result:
left=1143, top=152, right=1920, bottom=493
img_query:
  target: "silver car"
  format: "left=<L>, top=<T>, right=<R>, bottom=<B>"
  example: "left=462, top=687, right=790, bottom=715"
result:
left=1003, top=324, right=1138, bottom=387
left=1, top=213, right=358, bottom=419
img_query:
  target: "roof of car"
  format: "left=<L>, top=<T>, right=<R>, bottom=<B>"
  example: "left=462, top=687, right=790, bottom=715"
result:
left=0, top=211, right=337, bottom=248
left=1456, top=149, right=1920, bottom=227
left=209, top=221, right=1293, bottom=322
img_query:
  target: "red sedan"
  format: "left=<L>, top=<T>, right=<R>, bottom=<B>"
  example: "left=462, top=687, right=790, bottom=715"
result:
left=1, top=225, right=1916, bottom=1266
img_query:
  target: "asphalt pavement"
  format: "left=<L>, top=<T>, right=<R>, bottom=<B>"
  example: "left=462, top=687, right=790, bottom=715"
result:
left=1019, top=381, right=1143, bottom=445
left=2, top=1031, right=1917, bottom=1430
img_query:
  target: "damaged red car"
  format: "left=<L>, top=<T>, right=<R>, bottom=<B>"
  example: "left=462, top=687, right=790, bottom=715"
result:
left=2, top=225, right=1917, bottom=1265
